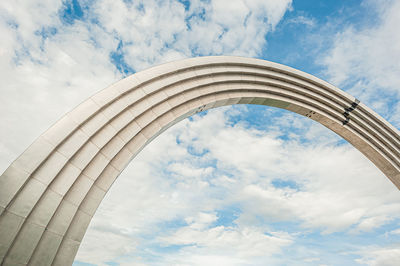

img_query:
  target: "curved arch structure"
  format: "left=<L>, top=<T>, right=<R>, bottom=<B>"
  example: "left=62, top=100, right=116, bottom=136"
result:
left=0, top=56, right=399, bottom=265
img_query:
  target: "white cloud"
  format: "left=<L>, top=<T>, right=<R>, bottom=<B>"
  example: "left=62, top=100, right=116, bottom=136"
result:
left=90, top=0, right=292, bottom=70
left=75, top=229, right=138, bottom=265
left=0, top=0, right=292, bottom=172
left=158, top=225, right=293, bottom=262
left=321, top=0, right=400, bottom=124
left=353, top=215, right=391, bottom=233
left=390, top=228, right=400, bottom=235
left=355, top=245, right=400, bottom=266
left=0, top=1, right=121, bottom=171
left=286, top=15, right=316, bottom=27
left=77, top=106, right=400, bottom=264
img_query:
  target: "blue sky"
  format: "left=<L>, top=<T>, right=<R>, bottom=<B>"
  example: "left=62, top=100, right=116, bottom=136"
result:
left=1, top=0, right=400, bottom=265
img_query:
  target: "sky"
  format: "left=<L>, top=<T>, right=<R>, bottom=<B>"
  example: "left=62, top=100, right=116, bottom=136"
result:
left=1, top=0, right=400, bottom=265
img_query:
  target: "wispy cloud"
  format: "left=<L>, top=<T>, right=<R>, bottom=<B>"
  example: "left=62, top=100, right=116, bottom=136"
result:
left=286, top=15, right=316, bottom=27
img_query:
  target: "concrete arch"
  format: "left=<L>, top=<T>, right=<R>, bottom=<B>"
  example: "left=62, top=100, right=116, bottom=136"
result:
left=0, top=56, right=399, bottom=265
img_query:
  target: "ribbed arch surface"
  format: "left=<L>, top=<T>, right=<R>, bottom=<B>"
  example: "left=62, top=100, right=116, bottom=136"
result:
left=0, top=56, right=399, bottom=265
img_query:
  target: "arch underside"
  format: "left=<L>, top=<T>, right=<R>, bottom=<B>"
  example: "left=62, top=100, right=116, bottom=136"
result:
left=0, top=56, right=399, bottom=265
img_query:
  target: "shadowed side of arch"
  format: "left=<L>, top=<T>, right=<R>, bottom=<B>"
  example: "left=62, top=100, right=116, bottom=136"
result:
left=0, top=56, right=399, bottom=265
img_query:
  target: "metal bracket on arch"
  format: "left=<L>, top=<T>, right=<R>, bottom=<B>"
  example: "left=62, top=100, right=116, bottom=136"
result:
left=342, top=99, right=360, bottom=125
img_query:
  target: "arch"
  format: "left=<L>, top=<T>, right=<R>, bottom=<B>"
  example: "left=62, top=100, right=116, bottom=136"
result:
left=0, top=56, right=399, bottom=265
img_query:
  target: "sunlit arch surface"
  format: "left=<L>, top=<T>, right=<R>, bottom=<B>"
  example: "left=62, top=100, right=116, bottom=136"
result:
left=0, top=56, right=399, bottom=265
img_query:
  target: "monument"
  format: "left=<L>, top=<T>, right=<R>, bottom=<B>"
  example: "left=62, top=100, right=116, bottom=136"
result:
left=0, top=56, right=399, bottom=265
